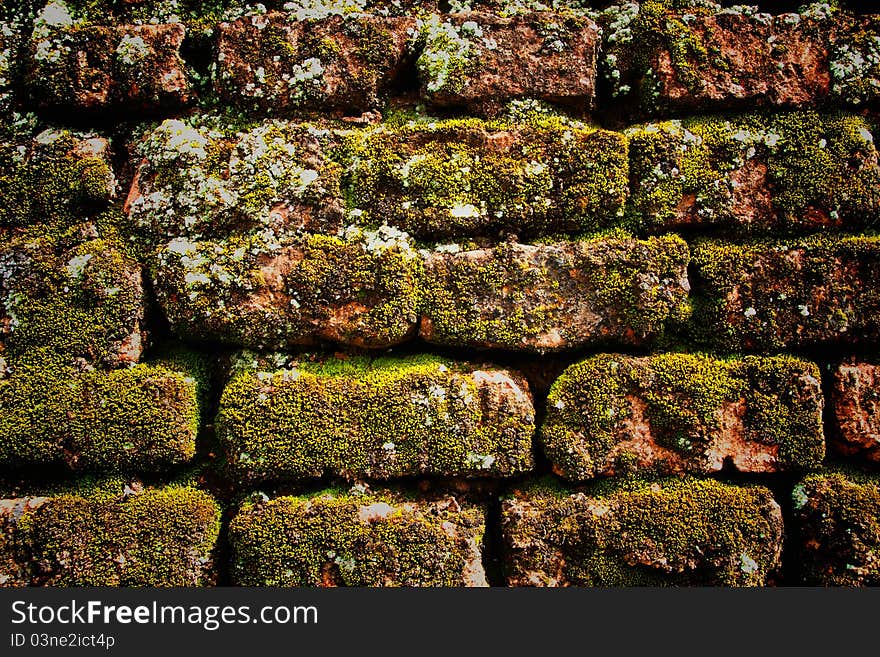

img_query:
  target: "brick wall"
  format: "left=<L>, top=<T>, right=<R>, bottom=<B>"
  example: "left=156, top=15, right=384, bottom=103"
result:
left=1, top=0, right=879, bottom=587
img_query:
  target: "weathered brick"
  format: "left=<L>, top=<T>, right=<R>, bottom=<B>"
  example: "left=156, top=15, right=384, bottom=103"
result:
left=793, top=472, right=880, bottom=586
left=151, top=229, right=422, bottom=350
left=0, top=233, right=143, bottom=370
left=502, top=478, right=783, bottom=586
left=27, top=21, right=191, bottom=113
left=216, top=353, right=534, bottom=482
left=215, top=12, right=415, bottom=115
left=416, top=12, right=598, bottom=115
left=1, top=127, right=115, bottom=227
left=126, top=118, right=344, bottom=242
left=691, top=236, right=880, bottom=351
left=420, top=235, right=690, bottom=352
left=627, top=112, right=880, bottom=234
left=600, top=4, right=831, bottom=115
left=542, top=353, right=824, bottom=480
left=832, top=361, right=880, bottom=462
left=0, top=358, right=203, bottom=471
left=0, top=481, right=220, bottom=586
left=830, top=14, right=880, bottom=106
left=342, top=117, right=628, bottom=241
left=229, top=489, right=487, bottom=586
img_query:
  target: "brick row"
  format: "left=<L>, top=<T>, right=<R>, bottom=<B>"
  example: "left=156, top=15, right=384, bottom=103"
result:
left=6, top=5, right=880, bottom=117
left=2, top=472, right=878, bottom=586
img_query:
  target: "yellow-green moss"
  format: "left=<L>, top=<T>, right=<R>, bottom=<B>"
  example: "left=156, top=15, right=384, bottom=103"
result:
left=7, top=480, right=220, bottom=586
left=0, top=128, right=113, bottom=227
left=542, top=352, right=824, bottom=480
left=503, top=476, right=783, bottom=586
left=340, top=116, right=628, bottom=240
left=0, top=358, right=203, bottom=472
left=691, top=235, right=880, bottom=351
left=794, top=471, right=880, bottom=586
left=229, top=488, right=486, bottom=586
left=216, top=352, right=534, bottom=482
left=627, top=112, right=880, bottom=233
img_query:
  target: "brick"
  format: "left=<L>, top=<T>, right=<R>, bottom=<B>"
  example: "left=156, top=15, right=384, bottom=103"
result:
left=691, top=236, right=880, bottom=351
left=229, top=489, right=487, bottom=586
left=502, top=478, right=783, bottom=586
left=832, top=361, right=880, bottom=462
left=0, top=481, right=220, bottom=586
left=600, top=4, right=831, bottom=115
left=1, top=128, right=115, bottom=227
left=125, top=118, right=344, bottom=242
left=420, top=235, right=690, bottom=352
left=215, top=12, right=415, bottom=115
left=342, top=117, right=628, bottom=241
left=216, top=353, right=534, bottom=482
left=627, top=112, right=880, bottom=234
left=0, top=358, right=203, bottom=471
left=542, top=353, right=825, bottom=480
left=416, top=12, right=598, bottom=115
left=0, top=233, right=144, bottom=370
left=793, top=472, right=880, bottom=586
left=151, top=229, right=422, bottom=350
left=27, top=21, right=191, bottom=113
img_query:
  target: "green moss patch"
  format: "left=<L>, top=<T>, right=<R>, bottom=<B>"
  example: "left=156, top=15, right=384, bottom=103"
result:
left=420, top=233, right=690, bottom=352
left=793, top=471, right=880, bottom=586
left=627, top=112, right=880, bottom=234
left=691, top=235, right=880, bottom=351
left=0, top=479, right=220, bottom=586
left=229, top=487, right=486, bottom=586
left=502, top=476, right=783, bottom=586
left=341, top=116, right=628, bottom=240
left=542, top=352, right=825, bottom=480
left=216, top=352, right=534, bottom=483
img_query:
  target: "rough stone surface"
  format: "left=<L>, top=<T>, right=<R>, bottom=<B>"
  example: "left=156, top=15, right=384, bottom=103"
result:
left=342, top=117, right=628, bottom=240
left=27, top=22, right=191, bottom=113
left=229, top=489, right=487, bottom=586
left=601, top=5, right=831, bottom=115
left=1, top=128, right=115, bottom=227
left=831, top=14, right=880, bottom=106
left=216, top=353, right=535, bottom=482
left=542, top=353, right=825, bottom=480
left=0, top=481, right=220, bottom=586
left=691, top=236, right=880, bottom=351
left=627, top=112, right=880, bottom=234
left=125, top=118, right=344, bottom=242
left=151, top=229, right=422, bottom=350
left=794, top=472, right=880, bottom=586
left=0, top=232, right=144, bottom=369
left=215, top=13, right=415, bottom=115
left=417, top=12, right=598, bottom=115
left=832, top=361, right=880, bottom=462
left=502, top=477, right=783, bottom=586
left=420, top=235, right=690, bottom=352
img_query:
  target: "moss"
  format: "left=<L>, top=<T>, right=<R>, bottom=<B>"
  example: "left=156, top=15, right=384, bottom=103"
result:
left=340, top=114, right=628, bottom=241
left=542, top=352, right=824, bottom=480
left=1, top=233, right=143, bottom=369
left=420, top=233, right=689, bottom=352
left=0, top=357, right=202, bottom=472
left=830, top=15, right=880, bottom=106
left=0, top=128, right=114, bottom=227
left=152, top=229, right=422, bottom=350
left=7, top=480, right=220, bottom=586
left=794, top=471, right=880, bottom=586
left=229, top=488, right=486, bottom=586
left=627, top=111, right=880, bottom=233
left=691, top=235, right=880, bottom=351
left=216, top=352, right=534, bottom=482
left=503, top=476, right=783, bottom=586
